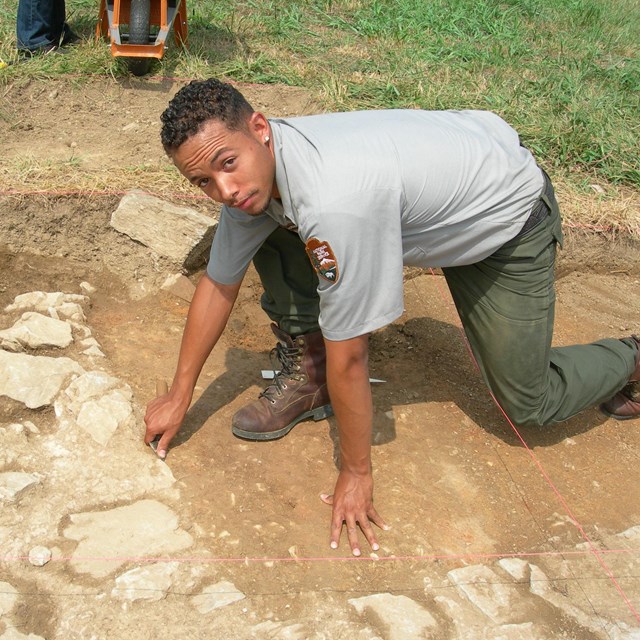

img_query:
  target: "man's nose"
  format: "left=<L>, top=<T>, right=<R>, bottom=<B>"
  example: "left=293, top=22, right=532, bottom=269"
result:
left=215, top=175, right=239, bottom=204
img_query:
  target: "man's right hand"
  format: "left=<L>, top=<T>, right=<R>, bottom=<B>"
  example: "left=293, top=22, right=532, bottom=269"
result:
left=141, top=274, right=242, bottom=460
left=144, top=387, right=192, bottom=459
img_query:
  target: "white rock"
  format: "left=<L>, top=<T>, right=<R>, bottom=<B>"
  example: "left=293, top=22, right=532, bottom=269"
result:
left=492, top=623, right=537, bottom=639
left=447, top=565, right=519, bottom=623
left=348, top=593, right=437, bottom=639
left=528, top=564, right=601, bottom=635
left=55, top=302, right=86, bottom=323
left=497, top=557, right=529, bottom=581
left=63, top=500, right=193, bottom=577
left=0, top=472, right=40, bottom=501
left=617, top=525, right=640, bottom=542
left=5, top=291, right=88, bottom=316
left=161, top=273, right=196, bottom=302
left=112, top=562, right=179, bottom=601
left=81, top=346, right=106, bottom=358
left=0, top=581, right=18, bottom=615
left=79, top=282, right=96, bottom=295
left=0, top=351, right=84, bottom=409
left=0, top=629, right=46, bottom=640
left=192, top=581, right=246, bottom=613
left=0, top=312, right=73, bottom=350
left=55, top=371, right=133, bottom=445
left=110, top=190, right=217, bottom=270
left=28, top=546, right=52, bottom=566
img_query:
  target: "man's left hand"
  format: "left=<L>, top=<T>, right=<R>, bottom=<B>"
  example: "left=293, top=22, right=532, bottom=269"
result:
left=321, top=469, right=389, bottom=556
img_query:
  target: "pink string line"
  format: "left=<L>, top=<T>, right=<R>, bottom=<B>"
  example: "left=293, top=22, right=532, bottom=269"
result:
left=426, top=268, right=640, bottom=623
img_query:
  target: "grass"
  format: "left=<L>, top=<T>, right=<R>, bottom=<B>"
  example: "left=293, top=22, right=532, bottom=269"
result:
left=0, top=0, right=638, bottom=191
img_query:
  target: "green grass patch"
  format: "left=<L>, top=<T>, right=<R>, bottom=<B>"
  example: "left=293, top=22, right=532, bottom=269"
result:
left=1, top=0, right=638, bottom=188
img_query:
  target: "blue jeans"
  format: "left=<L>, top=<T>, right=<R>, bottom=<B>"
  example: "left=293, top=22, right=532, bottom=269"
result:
left=17, top=0, right=67, bottom=51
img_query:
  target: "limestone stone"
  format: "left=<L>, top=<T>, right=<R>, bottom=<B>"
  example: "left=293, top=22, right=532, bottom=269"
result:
left=79, top=282, right=96, bottom=295
left=110, top=190, right=217, bottom=270
left=0, top=581, right=18, bottom=615
left=617, top=525, right=640, bottom=542
left=0, top=351, right=84, bottom=409
left=348, top=593, right=437, bottom=639
left=112, top=562, right=179, bottom=601
left=0, top=472, right=41, bottom=501
left=447, top=565, right=518, bottom=623
left=55, top=371, right=133, bottom=445
left=192, top=581, right=246, bottom=613
left=161, top=273, right=196, bottom=302
left=5, top=291, right=88, bottom=319
left=0, top=630, right=46, bottom=640
left=63, top=500, right=193, bottom=577
left=528, top=564, right=601, bottom=634
left=28, top=546, right=52, bottom=567
left=493, top=622, right=537, bottom=639
left=497, top=558, right=530, bottom=581
left=0, top=312, right=73, bottom=351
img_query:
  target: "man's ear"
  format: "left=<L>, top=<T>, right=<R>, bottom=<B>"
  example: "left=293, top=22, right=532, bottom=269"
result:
left=247, top=111, right=270, bottom=141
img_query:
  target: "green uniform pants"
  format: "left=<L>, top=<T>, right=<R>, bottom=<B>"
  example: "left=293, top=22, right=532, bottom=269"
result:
left=442, top=177, right=637, bottom=427
left=252, top=182, right=638, bottom=427
left=252, top=226, right=321, bottom=337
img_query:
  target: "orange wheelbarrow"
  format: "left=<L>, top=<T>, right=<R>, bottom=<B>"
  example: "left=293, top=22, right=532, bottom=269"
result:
left=96, top=0, right=188, bottom=76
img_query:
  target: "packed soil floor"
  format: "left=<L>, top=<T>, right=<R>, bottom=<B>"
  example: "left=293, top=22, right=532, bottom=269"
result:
left=0, top=77, right=639, bottom=639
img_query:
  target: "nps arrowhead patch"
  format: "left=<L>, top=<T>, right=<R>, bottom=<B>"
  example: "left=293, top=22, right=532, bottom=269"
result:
left=305, top=238, right=339, bottom=283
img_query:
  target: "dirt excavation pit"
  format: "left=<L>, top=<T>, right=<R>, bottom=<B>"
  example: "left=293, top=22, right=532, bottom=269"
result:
left=1, top=78, right=640, bottom=639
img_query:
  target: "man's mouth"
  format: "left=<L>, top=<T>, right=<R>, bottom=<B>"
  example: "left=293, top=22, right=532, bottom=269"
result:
left=233, top=192, right=256, bottom=211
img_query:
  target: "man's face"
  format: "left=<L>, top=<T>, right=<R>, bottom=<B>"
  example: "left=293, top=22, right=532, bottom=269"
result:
left=171, top=112, right=278, bottom=215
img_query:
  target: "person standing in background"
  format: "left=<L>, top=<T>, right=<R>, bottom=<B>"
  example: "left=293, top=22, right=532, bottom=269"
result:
left=17, top=0, right=79, bottom=56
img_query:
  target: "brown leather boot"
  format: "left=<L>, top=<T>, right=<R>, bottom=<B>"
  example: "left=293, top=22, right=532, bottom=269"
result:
left=600, top=336, right=640, bottom=420
left=231, top=324, right=333, bottom=440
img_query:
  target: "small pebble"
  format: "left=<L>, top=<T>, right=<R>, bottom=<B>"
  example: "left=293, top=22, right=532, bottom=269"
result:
left=29, top=546, right=52, bottom=567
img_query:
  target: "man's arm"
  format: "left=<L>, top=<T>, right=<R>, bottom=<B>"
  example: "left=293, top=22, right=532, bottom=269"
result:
left=144, top=273, right=242, bottom=458
left=321, top=334, right=388, bottom=556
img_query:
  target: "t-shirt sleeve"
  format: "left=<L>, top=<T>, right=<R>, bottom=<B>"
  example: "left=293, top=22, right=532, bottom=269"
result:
left=300, top=189, right=405, bottom=341
left=207, top=206, right=279, bottom=284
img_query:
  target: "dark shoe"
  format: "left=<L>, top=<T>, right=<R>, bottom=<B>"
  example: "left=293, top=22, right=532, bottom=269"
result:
left=18, top=43, right=69, bottom=58
left=600, top=336, right=640, bottom=420
left=232, top=324, right=333, bottom=441
left=61, top=24, right=81, bottom=46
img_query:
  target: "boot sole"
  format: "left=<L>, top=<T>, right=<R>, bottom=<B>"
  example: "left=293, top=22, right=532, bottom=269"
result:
left=232, top=404, right=334, bottom=441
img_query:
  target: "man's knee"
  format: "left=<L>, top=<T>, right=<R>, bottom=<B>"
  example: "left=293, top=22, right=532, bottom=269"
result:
left=496, top=395, right=547, bottom=428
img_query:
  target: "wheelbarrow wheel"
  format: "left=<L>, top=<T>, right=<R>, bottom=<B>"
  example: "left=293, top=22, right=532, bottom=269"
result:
left=127, top=0, right=152, bottom=76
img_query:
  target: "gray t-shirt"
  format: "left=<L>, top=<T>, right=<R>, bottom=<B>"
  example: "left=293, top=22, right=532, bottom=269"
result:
left=208, top=109, right=544, bottom=340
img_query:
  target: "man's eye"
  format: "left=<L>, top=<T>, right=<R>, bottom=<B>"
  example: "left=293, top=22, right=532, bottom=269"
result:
left=223, top=158, right=236, bottom=169
left=198, top=178, right=209, bottom=188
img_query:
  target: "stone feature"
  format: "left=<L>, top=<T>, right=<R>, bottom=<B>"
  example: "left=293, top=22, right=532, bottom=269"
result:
left=192, top=581, right=246, bottom=613
left=4, top=291, right=88, bottom=323
left=28, top=546, right=52, bottom=567
left=0, top=581, right=18, bottom=615
left=0, top=472, right=41, bottom=501
left=112, top=562, right=179, bottom=602
left=63, top=500, right=193, bottom=577
left=161, top=273, right=197, bottom=302
left=55, top=371, right=134, bottom=445
left=0, top=351, right=84, bottom=409
left=348, top=593, right=437, bottom=639
left=0, top=630, right=46, bottom=640
left=0, top=312, right=73, bottom=351
left=110, top=190, right=217, bottom=270
left=447, top=565, right=519, bottom=622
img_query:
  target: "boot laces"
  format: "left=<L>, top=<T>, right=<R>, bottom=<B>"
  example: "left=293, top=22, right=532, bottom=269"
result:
left=260, top=341, right=303, bottom=402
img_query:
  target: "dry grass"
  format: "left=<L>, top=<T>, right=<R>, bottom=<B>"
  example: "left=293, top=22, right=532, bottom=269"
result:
left=1, top=154, right=638, bottom=240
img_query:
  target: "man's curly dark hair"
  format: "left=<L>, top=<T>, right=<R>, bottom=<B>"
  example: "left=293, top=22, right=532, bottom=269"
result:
left=160, top=78, right=254, bottom=154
